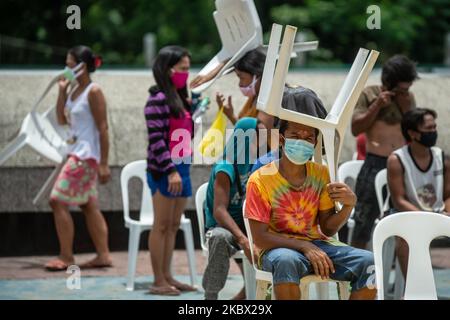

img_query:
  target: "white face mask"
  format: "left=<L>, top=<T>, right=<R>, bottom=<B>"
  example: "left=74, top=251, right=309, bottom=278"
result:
left=239, top=75, right=258, bottom=97
left=62, top=63, right=85, bottom=83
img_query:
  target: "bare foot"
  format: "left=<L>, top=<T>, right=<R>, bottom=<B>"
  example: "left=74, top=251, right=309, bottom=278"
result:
left=167, top=278, right=197, bottom=292
left=231, top=287, right=246, bottom=300
left=79, top=255, right=112, bottom=269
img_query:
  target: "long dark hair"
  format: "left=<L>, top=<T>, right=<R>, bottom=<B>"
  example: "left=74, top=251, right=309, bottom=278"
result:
left=152, top=45, right=191, bottom=117
left=68, top=45, right=101, bottom=73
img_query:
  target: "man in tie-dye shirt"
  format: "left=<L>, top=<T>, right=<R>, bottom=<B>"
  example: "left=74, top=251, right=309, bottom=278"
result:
left=245, top=118, right=377, bottom=300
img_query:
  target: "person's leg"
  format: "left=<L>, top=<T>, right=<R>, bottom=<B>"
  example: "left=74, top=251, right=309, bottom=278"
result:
left=352, top=156, right=385, bottom=249
left=202, top=227, right=239, bottom=300
left=47, top=199, right=75, bottom=267
left=148, top=190, right=178, bottom=292
left=395, top=236, right=409, bottom=279
left=231, top=260, right=246, bottom=300
left=315, top=240, right=377, bottom=300
left=262, top=248, right=310, bottom=300
left=79, top=198, right=112, bottom=267
left=163, top=196, right=196, bottom=291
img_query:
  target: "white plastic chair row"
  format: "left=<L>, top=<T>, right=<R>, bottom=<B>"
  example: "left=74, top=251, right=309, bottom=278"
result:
left=120, top=160, right=197, bottom=291
left=373, top=211, right=450, bottom=300
left=257, top=23, right=379, bottom=183
left=192, top=0, right=318, bottom=94
left=195, top=182, right=256, bottom=299
left=243, top=200, right=350, bottom=300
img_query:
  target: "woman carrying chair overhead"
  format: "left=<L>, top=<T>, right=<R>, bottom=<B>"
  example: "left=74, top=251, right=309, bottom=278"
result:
left=45, top=46, right=112, bottom=271
left=144, top=46, right=197, bottom=296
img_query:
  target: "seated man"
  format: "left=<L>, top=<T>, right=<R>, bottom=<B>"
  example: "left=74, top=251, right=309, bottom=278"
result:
left=387, top=108, right=450, bottom=279
left=245, top=118, right=377, bottom=300
left=202, top=117, right=263, bottom=300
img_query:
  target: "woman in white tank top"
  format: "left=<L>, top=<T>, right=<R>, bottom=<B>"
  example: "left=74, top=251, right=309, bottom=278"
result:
left=45, top=46, right=112, bottom=271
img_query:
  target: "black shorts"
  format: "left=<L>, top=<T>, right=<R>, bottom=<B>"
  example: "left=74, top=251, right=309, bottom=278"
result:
left=352, top=153, right=388, bottom=243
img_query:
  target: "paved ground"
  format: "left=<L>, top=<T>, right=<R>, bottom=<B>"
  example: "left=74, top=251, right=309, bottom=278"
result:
left=0, top=249, right=449, bottom=300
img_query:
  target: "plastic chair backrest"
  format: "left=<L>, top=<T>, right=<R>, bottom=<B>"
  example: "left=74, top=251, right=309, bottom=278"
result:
left=337, top=160, right=364, bottom=191
left=375, top=168, right=390, bottom=218
left=195, top=182, right=209, bottom=252
left=120, top=160, right=154, bottom=224
left=373, top=211, right=450, bottom=300
left=214, top=0, right=262, bottom=58
left=256, top=23, right=378, bottom=183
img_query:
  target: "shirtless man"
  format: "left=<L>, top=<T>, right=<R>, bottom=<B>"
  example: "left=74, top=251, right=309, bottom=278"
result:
left=350, top=55, right=418, bottom=249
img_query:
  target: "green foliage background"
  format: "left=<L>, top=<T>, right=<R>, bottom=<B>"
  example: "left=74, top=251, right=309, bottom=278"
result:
left=0, top=0, right=448, bottom=66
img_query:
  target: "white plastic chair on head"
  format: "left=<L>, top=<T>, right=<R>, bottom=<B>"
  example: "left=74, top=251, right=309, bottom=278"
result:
left=337, top=160, right=364, bottom=245
left=374, top=168, right=404, bottom=300
left=192, top=0, right=319, bottom=94
left=243, top=213, right=350, bottom=300
left=257, top=23, right=379, bottom=182
left=194, top=182, right=256, bottom=299
left=373, top=211, right=450, bottom=300
left=120, top=160, right=197, bottom=291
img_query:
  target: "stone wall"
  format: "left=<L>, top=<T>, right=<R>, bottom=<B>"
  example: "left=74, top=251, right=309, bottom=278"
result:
left=1, top=70, right=449, bottom=212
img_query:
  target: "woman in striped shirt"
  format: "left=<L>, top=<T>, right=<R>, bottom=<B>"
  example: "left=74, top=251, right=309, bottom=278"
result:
left=145, top=46, right=196, bottom=295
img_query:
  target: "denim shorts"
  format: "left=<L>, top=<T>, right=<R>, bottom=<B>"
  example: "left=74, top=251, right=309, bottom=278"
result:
left=261, top=240, right=375, bottom=292
left=147, top=162, right=192, bottom=198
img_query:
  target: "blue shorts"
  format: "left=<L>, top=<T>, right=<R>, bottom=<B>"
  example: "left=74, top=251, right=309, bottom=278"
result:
left=261, top=240, right=375, bottom=292
left=147, top=162, right=192, bottom=198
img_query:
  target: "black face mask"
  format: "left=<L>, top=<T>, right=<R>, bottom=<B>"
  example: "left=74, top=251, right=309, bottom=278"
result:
left=415, top=130, right=438, bottom=147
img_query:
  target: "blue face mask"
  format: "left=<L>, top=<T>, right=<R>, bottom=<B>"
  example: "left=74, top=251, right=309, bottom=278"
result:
left=282, top=137, right=315, bottom=165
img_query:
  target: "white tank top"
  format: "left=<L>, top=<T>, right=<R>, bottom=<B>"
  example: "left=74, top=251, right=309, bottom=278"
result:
left=393, top=145, right=445, bottom=212
left=65, top=82, right=101, bottom=163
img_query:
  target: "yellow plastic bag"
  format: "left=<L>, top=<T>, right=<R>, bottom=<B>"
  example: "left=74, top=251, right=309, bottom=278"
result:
left=198, top=107, right=227, bottom=158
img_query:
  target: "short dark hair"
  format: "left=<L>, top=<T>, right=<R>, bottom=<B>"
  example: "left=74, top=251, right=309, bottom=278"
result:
left=234, top=48, right=266, bottom=77
left=381, top=55, right=418, bottom=90
left=401, top=108, right=437, bottom=142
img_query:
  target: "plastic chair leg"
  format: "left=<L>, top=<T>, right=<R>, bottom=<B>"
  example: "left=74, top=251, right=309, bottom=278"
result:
left=316, top=282, right=330, bottom=300
left=242, top=258, right=256, bottom=300
left=181, top=220, right=197, bottom=287
left=255, top=280, right=271, bottom=300
left=0, top=133, right=27, bottom=166
left=337, top=282, right=350, bottom=300
left=126, top=225, right=141, bottom=291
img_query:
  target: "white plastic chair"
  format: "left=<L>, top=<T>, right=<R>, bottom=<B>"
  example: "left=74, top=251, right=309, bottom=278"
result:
left=337, top=160, right=364, bottom=245
left=373, top=211, right=450, bottom=300
left=243, top=212, right=350, bottom=300
left=192, top=0, right=319, bottom=94
left=120, top=160, right=197, bottom=291
left=194, top=182, right=256, bottom=299
left=374, top=168, right=405, bottom=300
left=257, top=23, right=379, bottom=183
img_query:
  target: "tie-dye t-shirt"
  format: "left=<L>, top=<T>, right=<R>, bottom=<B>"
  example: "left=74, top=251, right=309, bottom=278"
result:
left=245, top=160, right=335, bottom=242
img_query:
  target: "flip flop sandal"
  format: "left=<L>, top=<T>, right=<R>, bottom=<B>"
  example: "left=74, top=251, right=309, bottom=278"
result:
left=148, top=285, right=181, bottom=296
left=45, top=259, right=70, bottom=272
left=79, top=261, right=113, bottom=269
left=172, top=283, right=198, bottom=292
